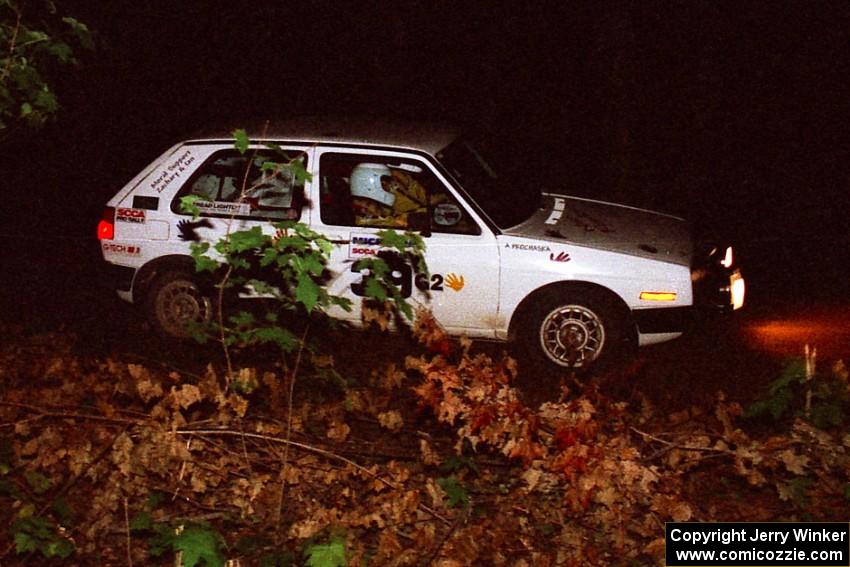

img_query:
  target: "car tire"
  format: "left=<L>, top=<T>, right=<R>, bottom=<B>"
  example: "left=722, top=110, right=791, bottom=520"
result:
left=144, top=270, right=213, bottom=340
left=517, top=287, right=630, bottom=373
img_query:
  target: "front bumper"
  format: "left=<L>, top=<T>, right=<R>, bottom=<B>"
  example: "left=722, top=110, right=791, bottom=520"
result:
left=633, top=306, right=693, bottom=334
left=634, top=268, right=745, bottom=335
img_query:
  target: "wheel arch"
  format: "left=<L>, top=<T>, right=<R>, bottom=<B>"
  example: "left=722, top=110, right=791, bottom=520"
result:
left=132, top=254, right=199, bottom=303
left=507, top=280, right=636, bottom=342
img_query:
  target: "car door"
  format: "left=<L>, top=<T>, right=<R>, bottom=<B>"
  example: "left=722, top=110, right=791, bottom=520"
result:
left=310, top=147, right=501, bottom=337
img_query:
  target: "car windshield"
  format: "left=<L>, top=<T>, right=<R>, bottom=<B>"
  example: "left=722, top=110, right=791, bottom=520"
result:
left=437, top=137, right=540, bottom=229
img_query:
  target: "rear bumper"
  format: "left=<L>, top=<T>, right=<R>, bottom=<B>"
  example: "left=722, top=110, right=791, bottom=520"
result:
left=103, top=262, right=136, bottom=294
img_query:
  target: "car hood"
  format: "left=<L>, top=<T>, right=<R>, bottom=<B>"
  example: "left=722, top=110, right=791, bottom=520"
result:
left=504, top=193, right=693, bottom=266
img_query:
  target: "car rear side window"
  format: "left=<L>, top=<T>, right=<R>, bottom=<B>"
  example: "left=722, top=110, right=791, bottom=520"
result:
left=171, top=149, right=307, bottom=221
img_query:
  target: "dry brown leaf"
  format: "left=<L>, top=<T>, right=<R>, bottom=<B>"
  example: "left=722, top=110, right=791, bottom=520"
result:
left=171, top=384, right=202, bottom=409
left=419, top=439, right=441, bottom=466
left=377, top=410, right=404, bottom=432
left=326, top=420, right=351, bottom=441
left=136, top=377, right=163, bottom=403
left=779, top=449, right=809, bottom=475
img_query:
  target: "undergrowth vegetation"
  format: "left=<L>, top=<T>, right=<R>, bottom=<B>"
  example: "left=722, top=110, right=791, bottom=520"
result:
left=0, top=321, right=848, bottom=565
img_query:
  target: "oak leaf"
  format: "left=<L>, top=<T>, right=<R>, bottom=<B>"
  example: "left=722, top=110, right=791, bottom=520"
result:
left=377, top=410, right=404, bottom=432
left=326, top=420, right=350, bottom=441
left=171, top=384, right=202, bottom=409
left=419, top=439, right=441, bottom=465
left=779, top=449, right=809, bottom=475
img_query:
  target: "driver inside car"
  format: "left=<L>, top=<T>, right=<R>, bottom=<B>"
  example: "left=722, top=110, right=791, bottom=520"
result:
left=349, top=163, right=441, bottom=227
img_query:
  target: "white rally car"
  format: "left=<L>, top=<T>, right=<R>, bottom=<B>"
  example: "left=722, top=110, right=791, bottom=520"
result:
left=97, top=118, right=744, bottom=369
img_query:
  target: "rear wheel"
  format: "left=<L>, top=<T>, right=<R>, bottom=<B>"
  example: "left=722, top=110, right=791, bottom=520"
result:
left=145, top=271, right=213, bottom=340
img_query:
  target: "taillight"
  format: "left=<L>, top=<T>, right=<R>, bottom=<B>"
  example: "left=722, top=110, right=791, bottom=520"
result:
left=97, top=206, right=115, bottom=240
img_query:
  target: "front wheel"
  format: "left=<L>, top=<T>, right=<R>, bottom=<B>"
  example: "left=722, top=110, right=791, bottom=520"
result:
left=517, top=288, right=631, bottom=372
left=145, top=271, right=213, bottom=340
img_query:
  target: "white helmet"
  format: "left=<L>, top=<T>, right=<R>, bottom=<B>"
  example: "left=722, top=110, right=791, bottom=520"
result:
left=350, top=163, right=396, bottom=207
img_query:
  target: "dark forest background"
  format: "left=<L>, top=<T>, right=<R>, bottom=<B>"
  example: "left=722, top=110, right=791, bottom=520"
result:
left=3, top=2, right=849, bottom=308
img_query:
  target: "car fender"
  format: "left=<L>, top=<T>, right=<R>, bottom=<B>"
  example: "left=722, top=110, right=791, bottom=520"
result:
left=497, top=236, right=692, bottom=340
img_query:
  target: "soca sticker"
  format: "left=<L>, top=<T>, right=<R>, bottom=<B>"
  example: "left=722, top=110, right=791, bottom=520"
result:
left=349, top=234, right=382, bottom=258
left=102, top=243, right=141, bottom=255
left=116, top=208, right=146, bottom=223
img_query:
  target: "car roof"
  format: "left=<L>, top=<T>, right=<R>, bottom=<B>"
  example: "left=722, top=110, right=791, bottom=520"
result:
left=188, top=117, right=460, bottom=155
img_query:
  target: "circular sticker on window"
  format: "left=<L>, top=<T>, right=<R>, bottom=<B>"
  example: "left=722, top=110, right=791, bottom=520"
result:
left=433, top=203, right=462, bottom=226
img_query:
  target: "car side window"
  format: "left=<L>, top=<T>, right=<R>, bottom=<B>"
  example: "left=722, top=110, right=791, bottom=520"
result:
left=172, top=149, right=306, bottom=221
left=318, top=153, right=480, bottom=235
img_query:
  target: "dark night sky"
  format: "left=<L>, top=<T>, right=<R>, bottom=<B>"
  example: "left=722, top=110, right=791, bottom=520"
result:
left=4, top=1, right=850, bottom=304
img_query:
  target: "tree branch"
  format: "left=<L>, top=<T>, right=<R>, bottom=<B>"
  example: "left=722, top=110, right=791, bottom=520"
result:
left=177, top=427, right=451, bottom=526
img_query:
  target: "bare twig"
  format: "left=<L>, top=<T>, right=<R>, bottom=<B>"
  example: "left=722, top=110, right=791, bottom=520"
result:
left=216, top=262, right=236, bottom=384
left=238, top=418, right=253, bottom=475
left=177, top=428, right=451, bottom=526
left=630, top=427, right=734, bottom=457
left=148, top=485, right=239, bottom=515
left=172, top=438, right=193, bottom=501
left=216, top=121, right=270, bottom=385
left=124, top=497, right=133, bottom=567
left=117, top=352, right=203, bottom=380
left=276, top=322, right=310, bottom=528
left=0, top=4, right=22, bottom=85
left=0, top=401, right=147, bottom=426
left=422, top=506, right=467, bottom=566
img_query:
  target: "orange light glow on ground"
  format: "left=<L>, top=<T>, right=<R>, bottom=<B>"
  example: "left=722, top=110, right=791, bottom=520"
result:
left=744, top=306, right=850, bottom=359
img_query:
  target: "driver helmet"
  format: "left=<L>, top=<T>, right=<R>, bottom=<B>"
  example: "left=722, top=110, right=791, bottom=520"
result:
left=350, top=163, right=396, bottom=207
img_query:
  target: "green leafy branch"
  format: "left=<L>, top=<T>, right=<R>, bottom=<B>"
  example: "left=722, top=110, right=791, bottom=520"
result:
left=0, top=0, right=93, bottom=133
left=745, top=354, right=850, bottom=429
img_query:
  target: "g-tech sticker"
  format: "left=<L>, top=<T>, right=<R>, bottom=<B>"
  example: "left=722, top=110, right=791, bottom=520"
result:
left=102, top=243, right=141, bottom=255
left=116, top=208, right=146, bottom=223
left=149, top=150, right=196, bottom=193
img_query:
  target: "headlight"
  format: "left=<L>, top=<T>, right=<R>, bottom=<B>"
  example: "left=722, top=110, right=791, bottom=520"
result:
left=730, top=271, right=745, bottom=310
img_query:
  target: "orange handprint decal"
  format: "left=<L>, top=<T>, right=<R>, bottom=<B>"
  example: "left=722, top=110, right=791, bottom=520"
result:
left=445, top=273, right=465, bottom=292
